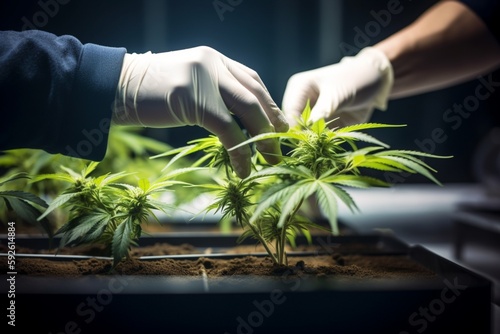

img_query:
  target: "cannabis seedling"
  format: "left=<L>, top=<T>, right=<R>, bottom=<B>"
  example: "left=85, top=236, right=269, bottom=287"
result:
left=34, top=161, right=196, bottom=266
left=0, top=172, right=51, bottom=236
left=162, top=104, right=450, bottom=266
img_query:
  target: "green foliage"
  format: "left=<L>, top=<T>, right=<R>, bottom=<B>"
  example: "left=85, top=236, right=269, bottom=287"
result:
left=0, top=127, right=184, bottom=229
left=0, top=172, right=51, bottom=235
left=171, top=102, right=451, bottom=266
left=1, top=104, right=450, bottom=268
left=32, top=161, right=197, bottom=267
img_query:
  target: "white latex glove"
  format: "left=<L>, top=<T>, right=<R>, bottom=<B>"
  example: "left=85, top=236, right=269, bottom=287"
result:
left=282, top=47, right=394, bottom=127
left=113, top=46, right=289, bottom=178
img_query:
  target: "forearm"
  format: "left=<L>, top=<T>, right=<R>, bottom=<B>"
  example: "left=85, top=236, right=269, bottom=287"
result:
left=374, top=0, right=500, bottom=99
left=0, top=30, right=126, bottom=160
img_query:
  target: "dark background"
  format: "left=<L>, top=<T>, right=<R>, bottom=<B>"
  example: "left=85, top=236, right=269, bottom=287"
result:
left=1, top=0, right=499, bottom=184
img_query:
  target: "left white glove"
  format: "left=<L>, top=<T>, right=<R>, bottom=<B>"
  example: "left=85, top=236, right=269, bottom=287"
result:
left=113, top=46, right=289, bottom=178
left=282, top=47, right=394, bottom=127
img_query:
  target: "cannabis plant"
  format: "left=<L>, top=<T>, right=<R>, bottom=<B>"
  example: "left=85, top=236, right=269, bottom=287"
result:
left=0, top=127, right=178, bottom=230
left=162, top=104, right=450, bottom=266
left=0, top=172, right=51, bottom=235
left=34, top=161, right=196, bottom=266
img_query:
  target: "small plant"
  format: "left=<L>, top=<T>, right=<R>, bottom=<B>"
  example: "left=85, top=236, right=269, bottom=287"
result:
left=0, top=172, right=51, bottom=236
left=22, top=103, right=449, bottom=268
left=161, top=103, right=450, bottom=266
left=33, top=161, right=198, bottom=267
left=0, top=126, right=177, bottom=230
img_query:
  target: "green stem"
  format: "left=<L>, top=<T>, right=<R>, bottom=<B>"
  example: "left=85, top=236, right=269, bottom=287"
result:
left=279, top=225, right=287, bottom=265
left=275, top=238, right=280, bottom=263
left=278, top=199, right=305, bottom=266
left=239, top=216, right=279, bottom=265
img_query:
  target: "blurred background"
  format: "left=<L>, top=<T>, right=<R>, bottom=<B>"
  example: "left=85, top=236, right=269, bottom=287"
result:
left=2, top=2, right=500, bottom=329
left=1, top=0, right=499, bottom=184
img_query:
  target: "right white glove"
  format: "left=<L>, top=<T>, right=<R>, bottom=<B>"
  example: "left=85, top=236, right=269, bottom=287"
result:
left=282, top=47, right=394, bottom=127
left=113, top=46, right=289, bottom=178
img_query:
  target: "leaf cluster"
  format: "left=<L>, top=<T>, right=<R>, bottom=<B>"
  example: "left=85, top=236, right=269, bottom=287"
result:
left=33, top=161, right=195, bottom=267
left=0, top=172, right=51, bottom=235
left=0, top=127, right=177, bottom=228
left=168, top=103, right=451, bottom=265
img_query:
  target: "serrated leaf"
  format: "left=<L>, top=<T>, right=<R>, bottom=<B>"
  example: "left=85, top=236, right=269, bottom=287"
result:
left=112, top=217, right=134, bottom=267
left=57, top=211, right=111, bottom=247
left=354, top=161, right=402, bottom=172
left=311, top=118, right=326, bottom=135
left=376, top=155, right=442, bottom=185
left=3, top=197, right=42, bottom=224
left=336, top=123, right=406, bottom=133
left=277, top=181, right=318, bottom=228
left=322, top=175, right=389, bottom=188
left=358, top=156, right=415, bottom=173
left=247, top=165, right=313, bottom=181
left=301, top=100, right=312, bottom=125
left=0, top=172, right=30, bottom=187
left=228, top=131, right=305, bottom=152
left=146, top=198, right=176, bottom=214
left=78, top=212, right=112, bottom=244
left=335, top=131, right=390, bottom=147
left=138, top=178, right=150, bottom=192
left=250, top=182, right=303, bottom=224
left=315, top=183, right=340, bottom=235
left=330, top=184, right=358, bottom=213
left=83, top=161, right=100, bottom=177
left=380, top=150, right=452, bottom=159
left=30, top=172, right=75, bottom=184
left=98, top=171, right=132, bottom=187
left=0, top=190, right=48, bottom=208
left=38, top=192, right=80, bottom=221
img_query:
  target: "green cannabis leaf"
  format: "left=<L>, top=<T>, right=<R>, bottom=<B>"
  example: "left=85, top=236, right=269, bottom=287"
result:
left=33, top=162, right=197, bottom=267
left=0, top=172, right=52, bottom=236
left=188, top=101, right=451, bottom=266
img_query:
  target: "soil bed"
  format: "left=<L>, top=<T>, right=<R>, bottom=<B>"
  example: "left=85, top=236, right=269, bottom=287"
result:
left=1, top=236, right=492, bottom=334
left=1, top=242, right=437, bottom=279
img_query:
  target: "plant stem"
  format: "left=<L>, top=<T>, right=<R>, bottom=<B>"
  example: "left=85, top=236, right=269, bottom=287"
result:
left=238, top=216, right=279, bottom=265
left=278, top=199, right=304, bottom=266
left=278, top=224, right=287, bottom=265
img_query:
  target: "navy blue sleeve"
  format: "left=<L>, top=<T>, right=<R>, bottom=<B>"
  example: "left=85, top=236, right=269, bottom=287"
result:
left=0, top=30, right=127, bottom=161
left=459, top=0, right=500, bottom=43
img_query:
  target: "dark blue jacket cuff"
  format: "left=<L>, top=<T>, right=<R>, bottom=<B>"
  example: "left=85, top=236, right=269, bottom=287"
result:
left=62, top=43, right=126, bottom=160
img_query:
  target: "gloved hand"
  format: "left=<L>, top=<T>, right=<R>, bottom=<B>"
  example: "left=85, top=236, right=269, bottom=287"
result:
left=282, top=47, right=394, bottom=127
left=113, top=46, right=289, bottom=178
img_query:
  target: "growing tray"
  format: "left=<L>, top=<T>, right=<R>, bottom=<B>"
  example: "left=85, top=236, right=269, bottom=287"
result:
left=0, top=233, right=492, bottom=334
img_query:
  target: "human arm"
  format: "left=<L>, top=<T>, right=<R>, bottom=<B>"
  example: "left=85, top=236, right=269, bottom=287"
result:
left=112, top=47, right=289, bottom=178
left=282, top=0, right=500, bottom=126
left=0, top=30, right=125, bottom=160
left=1, top=30, right=288, bottom=178
left=375, top=0, right=500, bottom=99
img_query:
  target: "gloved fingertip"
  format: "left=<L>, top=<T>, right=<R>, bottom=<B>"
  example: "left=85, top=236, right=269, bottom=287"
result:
left=232, top=160, right=251, bottom=179
left=229, top=146, right=252, bottom=179
left=256, top=139, right=282, bottom=165
left=309, top=108, right=329, bottom=124
left=276, top=116, right=290, bottom=133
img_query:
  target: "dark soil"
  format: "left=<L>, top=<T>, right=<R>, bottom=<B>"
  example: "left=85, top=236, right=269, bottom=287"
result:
left=0, top=242, right=437, bottom=279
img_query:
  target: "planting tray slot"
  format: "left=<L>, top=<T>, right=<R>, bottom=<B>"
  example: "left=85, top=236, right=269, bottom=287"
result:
left=1, top=234, right=492, bottom=334
left=2, top=232, right=410, bottom=256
